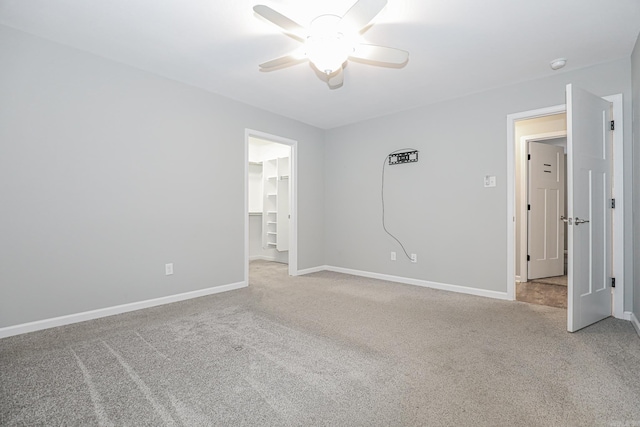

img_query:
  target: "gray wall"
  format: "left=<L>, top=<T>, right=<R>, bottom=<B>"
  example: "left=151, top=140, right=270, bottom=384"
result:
left=325, top=59, right=634, bottom=295
left=0, top=26, right=325, bottom=328
left=632, top=32, right=640, bottom=322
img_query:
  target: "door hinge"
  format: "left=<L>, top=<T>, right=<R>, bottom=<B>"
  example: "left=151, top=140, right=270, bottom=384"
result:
left=527, top=255, right=530, bottom=261
left=611, top=198, right=616, bottom=209
left=611, top=120, right=615, bottom=130
left=528, top=154, right=531, bottom=160
left=611, top=277, right=616, bottom=288
left=528, top=204, right=531, bottom=211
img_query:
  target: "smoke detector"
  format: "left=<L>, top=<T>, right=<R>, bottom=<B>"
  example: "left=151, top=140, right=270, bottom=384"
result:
left=550, top=58, right=567, bottom=70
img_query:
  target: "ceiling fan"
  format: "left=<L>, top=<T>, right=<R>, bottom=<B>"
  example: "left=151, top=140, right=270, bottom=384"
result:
left=253, top=0, right=409, bottom=89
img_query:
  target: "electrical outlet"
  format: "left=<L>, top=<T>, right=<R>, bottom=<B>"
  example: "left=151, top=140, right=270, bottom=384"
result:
left=391, top=251, right=396, bottom=261
left=411, top=254, right=417, bottom=263
left=165, top=263, right=173, bottom=275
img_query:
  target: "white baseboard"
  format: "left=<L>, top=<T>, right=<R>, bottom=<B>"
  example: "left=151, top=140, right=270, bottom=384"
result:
left=0, top=281, right=247, bottom=339
left=627, top=312, right=640, bottom=338
left=297, top=265, right=328, bottom=275
left=324, top=266, right=511, bottom=301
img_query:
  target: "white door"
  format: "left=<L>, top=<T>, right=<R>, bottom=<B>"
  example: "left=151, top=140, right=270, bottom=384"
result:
left=527, top=141, right=565, bottom=279
left=566, top=84, right=612, bottom=332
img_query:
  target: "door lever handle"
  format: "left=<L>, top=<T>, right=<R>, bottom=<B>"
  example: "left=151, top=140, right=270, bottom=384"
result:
left=575, top=217, right=590, bottom=225
left=560, top=216, right=572, bottom=225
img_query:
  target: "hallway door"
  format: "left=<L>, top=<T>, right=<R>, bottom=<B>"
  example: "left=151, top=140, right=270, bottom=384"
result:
left=527, top=141, right=565, bottom=279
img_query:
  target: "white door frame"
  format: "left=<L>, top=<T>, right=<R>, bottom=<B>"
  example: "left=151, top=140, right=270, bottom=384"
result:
left=518, top=130, right=567, bottom=283
left=506, top=94, right=624, bottom=319
left=244, top=129, right=298, bottom=283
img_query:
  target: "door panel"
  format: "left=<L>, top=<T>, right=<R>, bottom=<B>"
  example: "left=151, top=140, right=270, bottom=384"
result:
left=566, top=84, right=612, bottom=332
left=527, top=141, right=565, bottom=279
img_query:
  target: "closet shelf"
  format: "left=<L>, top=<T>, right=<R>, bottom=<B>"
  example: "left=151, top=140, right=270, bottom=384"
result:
left=261, top=155, right=290, bottom=253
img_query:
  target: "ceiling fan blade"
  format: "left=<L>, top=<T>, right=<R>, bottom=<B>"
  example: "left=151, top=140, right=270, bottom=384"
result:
left=253, top=5, right=306, bottom=38
left=327, top=67, right=344, bottom=89
left=339, top=0, right=387, bottom=31
left=350, top=44, right=408, bottom=65
left=259, top=54, right=307, bottom=71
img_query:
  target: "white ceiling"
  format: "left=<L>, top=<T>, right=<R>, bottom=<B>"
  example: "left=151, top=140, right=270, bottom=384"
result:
left=1, top=0, right=639, bottom=129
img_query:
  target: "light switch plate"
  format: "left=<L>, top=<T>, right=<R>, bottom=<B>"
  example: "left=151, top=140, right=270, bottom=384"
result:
left=484, top=175, right=496, bottom=187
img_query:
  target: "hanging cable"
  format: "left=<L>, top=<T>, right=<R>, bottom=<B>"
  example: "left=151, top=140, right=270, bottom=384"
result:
left=381, top=148, right=419, bottom=261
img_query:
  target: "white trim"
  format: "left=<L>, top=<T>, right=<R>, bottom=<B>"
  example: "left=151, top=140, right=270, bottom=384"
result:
left=290, top=139, right=298, bottom=276
left=297, top=265, right=328, bottom=275
left=0, top=281, right=247, bottom=339
left=325, top=266, right=511, bottom=300
left=602, top=94, right=624, bottom=319
left=506, top=94, right=624, bottom=318
left=244, top=133, right=249, bottom=285
left=628, top=312, right=640, bottom=337
left=245, top=129, right=298, bottom=278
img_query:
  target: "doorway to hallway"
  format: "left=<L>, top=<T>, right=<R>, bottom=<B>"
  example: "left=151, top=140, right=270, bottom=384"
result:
left=514, top=114, right=568, bottom=308
left=515, top=112, right=567, bottom=308
left=506, top=89, right=625, bottom=332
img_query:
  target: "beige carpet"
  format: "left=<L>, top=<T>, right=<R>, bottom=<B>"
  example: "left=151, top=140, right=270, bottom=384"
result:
left=1, top=260, right=639, bottom=426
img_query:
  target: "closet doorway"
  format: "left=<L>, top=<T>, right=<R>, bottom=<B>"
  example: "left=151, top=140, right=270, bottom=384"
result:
left=244, top=129, right=297, bottom=282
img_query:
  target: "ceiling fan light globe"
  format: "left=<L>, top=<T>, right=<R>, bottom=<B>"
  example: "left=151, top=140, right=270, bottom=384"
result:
left=305, top=14, right=355, bottom=74
left=305, top=35, right=352, bottom=74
